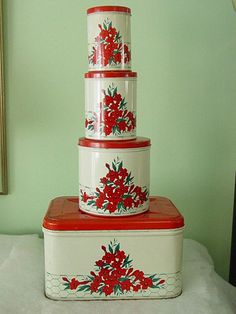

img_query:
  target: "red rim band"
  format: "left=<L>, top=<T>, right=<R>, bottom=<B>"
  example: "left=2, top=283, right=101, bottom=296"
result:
left=78, top=137, right=151, bottom=149
left=87, top=6, right=131, bottom=15
left=85, top=71, right=137, bottom=78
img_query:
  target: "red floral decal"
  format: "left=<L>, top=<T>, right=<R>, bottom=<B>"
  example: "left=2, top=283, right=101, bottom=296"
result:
left=89, top=19, right=131, bottom=67
left=85, top=85, right=136, bottom=137
left=80, top=158, right=149, bottom=214
left=62, top=240, right=165, bottom=296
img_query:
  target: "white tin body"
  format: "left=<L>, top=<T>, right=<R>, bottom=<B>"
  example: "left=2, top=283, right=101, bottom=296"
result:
left=85, top=76, right=137, bottom=140
left=87, top=11, right=131, bottom=71
left=78, top=144, right=150, bottom=216
left=43, top=227, right=183, bottom=300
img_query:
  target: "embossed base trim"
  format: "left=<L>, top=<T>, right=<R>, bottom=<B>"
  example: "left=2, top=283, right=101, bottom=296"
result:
left=45, top=271, right=182, bottom=300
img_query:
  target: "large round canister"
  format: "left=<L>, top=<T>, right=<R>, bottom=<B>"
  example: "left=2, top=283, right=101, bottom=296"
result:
left=79, top=137, right=150, bottom=216
left=85, top=71, right=137, bottom=140
left=87, top=6, right=131, bottom=71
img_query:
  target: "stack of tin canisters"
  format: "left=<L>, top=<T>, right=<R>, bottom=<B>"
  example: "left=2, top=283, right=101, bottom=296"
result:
left=42, top=6, right=185, bottom=301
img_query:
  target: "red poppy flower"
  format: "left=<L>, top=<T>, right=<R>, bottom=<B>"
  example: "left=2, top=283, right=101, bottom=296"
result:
left=114, top=52, right=122, bottom=64
left=81, top=191, right=90, bottom=203
left=107, top=203, right=117, bottom=213
left=115, top=250, right=126, bottom=262
left=102, top=285, right=113, bottom=296
left=120, top=279, right=132, bottom=291
left=141, top=277, right=153, bottom=289
left=124, top=197, right=133, bottom=208
left=117, top=120, right=127, bottom=132
left=96, top=196, right=104, bottom=208
left=113, top=93, right=122, bottom=104
left=104, top=125, right=112, bottom=136
left=103, top=252, right=115, bottom=264
left=69, top=278, right=80, bottom=290
left=133, top=284, right=141, bottom=292
left=132, top=270, right=144, bottom=281
left=90, top=282, right=99, bottom=292
left=104, top=95, right=114, bottom=105
left=95, top=260, right=104, bottom=267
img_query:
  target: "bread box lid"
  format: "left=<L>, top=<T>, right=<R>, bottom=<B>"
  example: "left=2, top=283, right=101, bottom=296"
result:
left=42, top=196, right=184, bottom=231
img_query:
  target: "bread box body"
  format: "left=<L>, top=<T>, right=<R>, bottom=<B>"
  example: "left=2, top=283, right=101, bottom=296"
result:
left=42, top=196, right=184, bottom=300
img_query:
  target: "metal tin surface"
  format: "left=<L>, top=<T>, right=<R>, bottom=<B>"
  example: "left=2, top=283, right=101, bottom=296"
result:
left=85, top=72, right=137, bottom=140
left=87, top=7, right=131, bottom=71
left=78, top=139, right=150, bottom=216
left=42, top=196, right=184, bottom=300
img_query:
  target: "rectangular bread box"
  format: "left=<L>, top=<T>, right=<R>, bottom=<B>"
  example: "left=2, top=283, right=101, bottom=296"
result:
left=42, top=196, right=184, bottom=300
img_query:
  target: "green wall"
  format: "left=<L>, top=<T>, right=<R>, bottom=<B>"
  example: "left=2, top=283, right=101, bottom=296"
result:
left=0, top=0, right=235, bottom=280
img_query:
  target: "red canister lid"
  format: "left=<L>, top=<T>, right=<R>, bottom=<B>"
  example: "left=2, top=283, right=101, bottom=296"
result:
left=87, top=6, right=131, bottom=15
left=78, top=137, right=150, bottom=149
left=85, top=71, right=137, bottom=78
left=42, top=196, right=184, bottom=231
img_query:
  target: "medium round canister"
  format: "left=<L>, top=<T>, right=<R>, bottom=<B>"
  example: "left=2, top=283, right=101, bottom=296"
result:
left=87, top=6, right=131, bottom=71
left=79, top=137, right=150, bottom=217
left=85, top=71, right=137, bottom=140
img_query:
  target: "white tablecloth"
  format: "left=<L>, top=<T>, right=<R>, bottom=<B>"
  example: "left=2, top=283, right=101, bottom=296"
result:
left=0, top=234, right=235, bottom=314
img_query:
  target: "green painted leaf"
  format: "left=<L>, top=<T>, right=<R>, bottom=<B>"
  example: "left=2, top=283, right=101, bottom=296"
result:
left=87, top=199, right=96, bottom=206
left=118, top=277, right=129, bottom=282
left=114, top=284, right=123, bottom=295
left=115, top=242, right=120, bottom=253
left=103, top=22, right=107, bottom=30
left=151, top=285, right=161, bottom=289
left=122, top=194, right=132, bottom=198
left=87, top=275, right=94, bottom=280
left=117, top=161, right=123, bottom=172
left=103, top=203, right=109, bottom=209
left=117, top=202, right=123, bottom=211
left=108, top=244, right=113, bottom=254
left=122, top=254, right=132, bottom=268
left=123, top=259, right=132, bottom=267
left=112, top=125, right=117, bottom=135
left=119, top=98, right=127, bottom=109
left=77, top=285, right=91, bottom=292
left=98, top=286, right=103, bottom=293
left=115, top=31, right=121, bottom=42
left=113, top=87, right=118, bottom=96
left=113, top=284, right=119, bottom=295
left=125, top=172, right=133, bottom=185
left=112, top=161, right=116, bottom=171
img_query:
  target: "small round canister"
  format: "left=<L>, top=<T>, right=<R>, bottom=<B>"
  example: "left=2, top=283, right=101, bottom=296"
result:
left=79, top=137, right=150, bottom=217
left=87, top=6, right=131, bottom=71
left=85, top=71, right=137, bottom=140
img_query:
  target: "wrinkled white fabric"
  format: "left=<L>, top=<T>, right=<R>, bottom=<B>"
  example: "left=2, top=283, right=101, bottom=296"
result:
left=0, top=235, right=235, bottom=314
